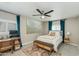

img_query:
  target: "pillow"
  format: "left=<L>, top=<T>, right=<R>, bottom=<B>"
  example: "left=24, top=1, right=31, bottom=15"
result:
left=48, top=31, right=55, bottom=36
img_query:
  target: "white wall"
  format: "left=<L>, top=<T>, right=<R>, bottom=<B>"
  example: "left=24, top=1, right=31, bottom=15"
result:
left=65, top=17, right=79, bottom=45
left=42, top=21, right=48, bottom=35
left=25, top=33, right=41, bottom=45
left=0, top=11, right=16, bottom=21
left=20, top=16, right=27, bottom=46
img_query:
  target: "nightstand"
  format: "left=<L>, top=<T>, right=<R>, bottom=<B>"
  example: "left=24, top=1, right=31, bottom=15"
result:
left=64, top=38, right=70, bottom=44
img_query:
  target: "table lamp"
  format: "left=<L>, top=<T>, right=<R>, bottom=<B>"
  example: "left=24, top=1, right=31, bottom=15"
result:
left=66, top=32, right=70, bottom=40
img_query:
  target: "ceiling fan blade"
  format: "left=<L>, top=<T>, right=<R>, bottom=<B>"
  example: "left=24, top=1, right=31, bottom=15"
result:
left=44, top=14, right=51, bottom=17
left=36, top=9, right=43, bottom=14
left=44, top=10, right=54, bottom=15
left=32, top=14, right=41, bottom=16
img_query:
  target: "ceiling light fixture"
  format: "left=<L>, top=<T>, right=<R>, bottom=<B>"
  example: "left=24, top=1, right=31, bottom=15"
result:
left=41, top=15, right=45, bottom=19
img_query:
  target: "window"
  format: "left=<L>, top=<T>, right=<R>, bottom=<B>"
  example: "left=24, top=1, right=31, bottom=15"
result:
left=8, top=23, right=17, bottom=31
left=52, top=21, right=60, bottom=30
left=0, top=19, right=17, bottom=36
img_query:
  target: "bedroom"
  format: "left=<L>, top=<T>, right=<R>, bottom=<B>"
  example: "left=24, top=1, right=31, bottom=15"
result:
left=0, top=2, right=79, bottom=56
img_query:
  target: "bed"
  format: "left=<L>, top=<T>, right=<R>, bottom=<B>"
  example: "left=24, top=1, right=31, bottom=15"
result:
left=36, top=31, right=63, bottom=52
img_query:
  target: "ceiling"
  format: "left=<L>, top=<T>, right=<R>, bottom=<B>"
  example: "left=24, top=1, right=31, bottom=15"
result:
left=0, top=2, right=79, bottom=21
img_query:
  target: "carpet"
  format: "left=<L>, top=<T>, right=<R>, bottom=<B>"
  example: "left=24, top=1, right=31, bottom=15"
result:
left=22, top=46, right=61, bottom=56
left=22, top=47, right=48, bottom=56
left=0, top=46, right=61, bottom=56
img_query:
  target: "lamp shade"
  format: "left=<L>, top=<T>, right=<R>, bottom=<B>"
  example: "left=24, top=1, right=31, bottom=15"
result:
left=66, top=32, right=70, bottom=36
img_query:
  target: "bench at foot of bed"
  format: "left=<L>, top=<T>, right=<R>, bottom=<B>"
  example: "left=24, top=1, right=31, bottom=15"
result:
left=33, top=40, right=55, bottom=55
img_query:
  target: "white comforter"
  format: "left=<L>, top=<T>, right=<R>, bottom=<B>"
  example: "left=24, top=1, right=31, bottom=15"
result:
left=36, top=35, right=62, bottom=52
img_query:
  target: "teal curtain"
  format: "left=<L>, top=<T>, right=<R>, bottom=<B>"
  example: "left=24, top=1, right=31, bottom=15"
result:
left=16, top=15, right=20, bottom=35
left=60, top=19, right=65, bottom=42
left=48, top=21, right=52, bottom=31
left=48, top=20, right=65, bottom=42
left=16, top=15, right=22, bottom=47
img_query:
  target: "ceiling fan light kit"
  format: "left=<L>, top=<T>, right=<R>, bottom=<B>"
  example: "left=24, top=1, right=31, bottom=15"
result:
left=41, top=15, right=45, bottom=19
left=33, top=9, right=54, bottom=19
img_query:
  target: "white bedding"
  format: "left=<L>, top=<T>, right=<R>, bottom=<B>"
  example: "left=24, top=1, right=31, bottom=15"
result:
left=36, top=35, right=63, bottom=52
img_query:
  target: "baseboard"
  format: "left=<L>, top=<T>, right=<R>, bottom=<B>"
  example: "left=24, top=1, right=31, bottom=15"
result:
left=69, top=42, right=78, bottom=47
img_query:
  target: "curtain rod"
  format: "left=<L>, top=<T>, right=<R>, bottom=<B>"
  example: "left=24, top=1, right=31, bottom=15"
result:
left=0, top=9, right=19, bottom=15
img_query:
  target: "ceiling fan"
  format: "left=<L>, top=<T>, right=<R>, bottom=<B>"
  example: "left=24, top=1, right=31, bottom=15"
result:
left=33, top=9, right=54, bottom=19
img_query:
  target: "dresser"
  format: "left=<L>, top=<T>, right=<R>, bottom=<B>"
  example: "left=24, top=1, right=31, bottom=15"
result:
left=0, top=37, right=21, bottom=53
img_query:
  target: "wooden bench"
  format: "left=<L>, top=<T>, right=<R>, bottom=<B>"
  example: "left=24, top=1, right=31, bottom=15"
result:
left=33, top=40, right=54, bottom=55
